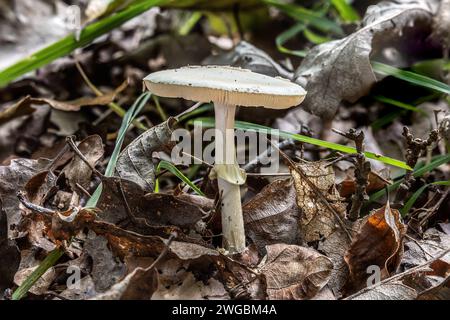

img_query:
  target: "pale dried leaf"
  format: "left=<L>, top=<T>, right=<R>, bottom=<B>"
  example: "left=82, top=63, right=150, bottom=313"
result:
left=294, top=0, right=438, bottom=119
left=259, top=244, right=333, bottom=299
left=348, top=282, right=417, bottom=300
left=0, top=158, right=51, bottom=238
left=14, top=265, right=56, bottom=296
left=115, top=118, right=177, bottom=191
left=63, top=135, right=104, bottom=191
left=291, top=161, right=346, bottom=242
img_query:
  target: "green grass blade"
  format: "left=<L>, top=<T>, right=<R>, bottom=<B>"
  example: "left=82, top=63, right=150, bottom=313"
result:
left=261, top=0, right=343, bottom=35
left=275, top=23, right=308, bottom=57
left=0, top=0, right=166, bottom=87
left=374, top=95, right=424, bottom=113
left=371, top=110, right=405, bottom=131
left=12, top=248, right=64, bottom=300
left=87, top=92, right=151, bottom=207
left=189, top=117, right=411, bottom=170
left=400, top=180, right=450, bottom=216
left=369, top=153, right=450, bottom=203
left=331, top=0, right=360, bottom=22
left=178, top=11, right=203, bottom=36
left=156, top=160, right=205, bottom=196
left=303, top=28, right=331, bottom=44
left=372, top=61, right=450, bottom=96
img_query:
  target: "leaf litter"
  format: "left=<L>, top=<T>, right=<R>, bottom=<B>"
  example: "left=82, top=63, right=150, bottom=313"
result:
left=0, top=0, right=449, bottom=301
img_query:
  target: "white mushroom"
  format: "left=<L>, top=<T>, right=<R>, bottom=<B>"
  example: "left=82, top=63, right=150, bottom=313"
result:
left=144, top=66, right=306, bottom=254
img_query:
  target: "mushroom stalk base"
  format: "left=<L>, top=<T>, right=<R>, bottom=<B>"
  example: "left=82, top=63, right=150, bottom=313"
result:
left=214, top=103, right=246, bottom=254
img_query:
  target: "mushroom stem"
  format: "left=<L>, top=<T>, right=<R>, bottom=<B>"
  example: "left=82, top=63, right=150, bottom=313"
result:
left=214, top=102, right=246, bottom=254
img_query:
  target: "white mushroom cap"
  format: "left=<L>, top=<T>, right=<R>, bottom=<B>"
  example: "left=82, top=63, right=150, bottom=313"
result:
left=144, top=66, right=306, bottom=109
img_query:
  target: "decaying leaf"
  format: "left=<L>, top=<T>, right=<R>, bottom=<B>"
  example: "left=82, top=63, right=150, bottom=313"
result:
left=344, top=204, right=406, bottom=293
left=402, top=226, right=450, bottom=299
left=96, top=176, right=205, bottom=231
left=92, top=264, right=158, bottom=300
left=115, top=117, right=177, bottom=191
left=84, top=233, right=126, bottom=292
left=60, top=276, right=98, bottom=300
left=63, top=135, right=104, bottom=192
left=317, top=221, right=358, bottom=298
left=14, top=265, right=56, bottom=296
left=338, top=171, right=390, bottom=198
left=294, top=0, right=438, bottom=119
left=347, top=281, right=417, bottom=300
left=243, top=178, right=301, bottom=252
left=0, top=202, right=20, bottom=295
left=259, top=244, right=333, bottom=299
left=0, top=158, right=51, bottom=238
left=0, top=96, right=36, bottom=126
left=291, top=160, right=346, bottom=242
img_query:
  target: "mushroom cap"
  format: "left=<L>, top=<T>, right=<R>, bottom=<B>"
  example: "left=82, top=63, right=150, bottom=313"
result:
left=143, top=66, right=306, bottom=109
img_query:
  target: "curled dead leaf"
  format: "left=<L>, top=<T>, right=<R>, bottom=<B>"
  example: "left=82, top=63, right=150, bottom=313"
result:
left=344, top=204, right=406, bottom=294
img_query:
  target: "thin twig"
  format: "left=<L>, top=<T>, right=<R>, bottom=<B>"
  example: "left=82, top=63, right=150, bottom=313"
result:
left=66, top=136, right=103, bottom=178
left=332, top=128, right=370, bottom=221
left=394, top=126, right=439, bottom=207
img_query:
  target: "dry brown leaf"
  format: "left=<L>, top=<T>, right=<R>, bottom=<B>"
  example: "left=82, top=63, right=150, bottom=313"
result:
left=0, top=202, right=20, bottom=294
left=0, top=96, right=36, bottom=126
left=347, top=281, right=417, bottom=300
left=92, top=265, right=158, bottom=300
left=115, top=118, right=177, bottom=191
left=0, top=158, right=51, bottom=238
left=84, top=233, right=126, bottom=292
left=243, top=178, right=301, bottom=251
left=344, top=204, right=406, bottom=294
left=291, top=161, right=346, bottom=242
left=294, top=0, right=438, bottom=119
left=62, top=135, right=104, bottom=192
left=339, top=171, right=390, bottom=198
left=14, top=265, right=56, bottom=296
left=259, top=244, right=333, bottom=300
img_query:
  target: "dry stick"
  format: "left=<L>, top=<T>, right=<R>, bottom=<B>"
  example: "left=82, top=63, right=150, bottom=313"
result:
left=269, top=140, right=353, bottom=241
left=394, top=126, right=439, bottom=207
left=146, top=232, right=177, bottom=270
left=344, top=248, right=450, bottom=300
left=332, top=128, right=370, bottom=221
left=66, top=136, right=103, bottom=178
